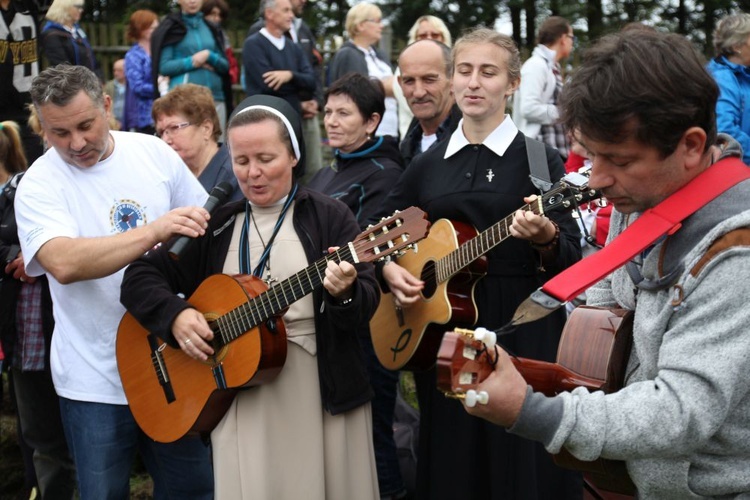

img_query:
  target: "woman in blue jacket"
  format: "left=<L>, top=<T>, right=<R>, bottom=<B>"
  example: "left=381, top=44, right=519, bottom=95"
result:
left=707, top=13, right=750, bottom=164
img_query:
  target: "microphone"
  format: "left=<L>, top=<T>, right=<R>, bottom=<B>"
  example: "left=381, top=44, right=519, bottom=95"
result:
left=168, top=182, right=234, bottom=260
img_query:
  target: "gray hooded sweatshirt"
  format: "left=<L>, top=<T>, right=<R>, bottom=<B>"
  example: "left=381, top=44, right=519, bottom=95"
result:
left=510, top=145, right=750, bottom=499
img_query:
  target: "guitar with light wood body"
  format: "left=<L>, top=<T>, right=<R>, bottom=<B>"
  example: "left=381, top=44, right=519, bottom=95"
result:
left=371, top=172, right=599, bottom=371
left=117, top=207, right=430, bottom=443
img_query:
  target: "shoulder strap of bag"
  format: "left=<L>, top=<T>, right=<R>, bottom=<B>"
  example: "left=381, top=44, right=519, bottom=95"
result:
left=525, top=135, right=553, bottom=192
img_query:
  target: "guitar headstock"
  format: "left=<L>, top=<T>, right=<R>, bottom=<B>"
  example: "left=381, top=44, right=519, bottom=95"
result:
left=436, top=327, right=496, bottom=407
left=539, top=171, right=601, bottom=215
left=352, top=207, right=430, bottom=264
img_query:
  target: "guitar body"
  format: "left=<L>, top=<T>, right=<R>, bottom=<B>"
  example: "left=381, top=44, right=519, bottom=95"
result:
left=549, top=307, right=635, bottom=496
left=117, top=208, right=431, bottom=443
left=371, top=176, right=600, bottom=372
left=436, top=306, right=636, bottom=496
left=371, top=218, right=487, bottom=371
left=117, top=274, right=287, bottom=443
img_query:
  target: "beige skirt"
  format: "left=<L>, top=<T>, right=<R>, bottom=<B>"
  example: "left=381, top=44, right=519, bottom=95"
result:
left=211, top=342, right=379, bottom=500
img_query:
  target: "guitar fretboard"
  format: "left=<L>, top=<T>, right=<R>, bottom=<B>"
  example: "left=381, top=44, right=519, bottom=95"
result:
left=214, top=245, right=355, bottom=348
left=436, top=199, right=543, bottom=282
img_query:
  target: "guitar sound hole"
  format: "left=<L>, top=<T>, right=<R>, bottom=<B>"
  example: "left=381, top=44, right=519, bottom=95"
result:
left=421, top=261, right=437, bottom=299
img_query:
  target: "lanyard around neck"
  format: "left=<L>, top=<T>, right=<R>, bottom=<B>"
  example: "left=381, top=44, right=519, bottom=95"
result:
left=239, top=183, right=298, bottom=278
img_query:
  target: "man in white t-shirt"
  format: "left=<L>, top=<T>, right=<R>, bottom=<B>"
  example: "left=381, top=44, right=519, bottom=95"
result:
left=15, top=65, right=214, bottom=499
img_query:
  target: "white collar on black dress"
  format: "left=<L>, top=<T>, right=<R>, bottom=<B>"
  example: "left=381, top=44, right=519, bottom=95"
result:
left=444, top=115, right=518, bottom=159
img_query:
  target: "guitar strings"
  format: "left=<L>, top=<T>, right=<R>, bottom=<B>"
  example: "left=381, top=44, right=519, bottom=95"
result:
left=217, top=245, right=356, bottom=342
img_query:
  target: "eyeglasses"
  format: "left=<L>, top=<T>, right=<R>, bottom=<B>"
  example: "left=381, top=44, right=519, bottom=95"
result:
left=73, top=4, right=84, bottom=9
left=364, top=18, right=382, bottom=24
left=155, top=122, right=193, bottom=139
left=565, top=33, right=577, bottom=43
left=416, top=32, right=444, bottom=41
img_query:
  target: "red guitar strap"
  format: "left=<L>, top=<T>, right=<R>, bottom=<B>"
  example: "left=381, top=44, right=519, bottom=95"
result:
left=511, top=157, right=750, bottom=325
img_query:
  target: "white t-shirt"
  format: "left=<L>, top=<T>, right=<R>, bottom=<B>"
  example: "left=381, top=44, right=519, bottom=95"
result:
left=15, top=131, right=209, bottom=404
left=421, top=133, right=437, bottom=153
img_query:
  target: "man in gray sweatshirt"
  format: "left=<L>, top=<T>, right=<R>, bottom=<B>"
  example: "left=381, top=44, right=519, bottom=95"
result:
left=466, top=30, right=750, bottom=498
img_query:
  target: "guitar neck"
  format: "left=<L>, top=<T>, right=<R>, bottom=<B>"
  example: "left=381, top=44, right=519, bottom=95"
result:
left=437, top=199, right=544, bottom=282
left=512, top=356, right=605, bottom=396
left=215, top=245, right=356, bottom=347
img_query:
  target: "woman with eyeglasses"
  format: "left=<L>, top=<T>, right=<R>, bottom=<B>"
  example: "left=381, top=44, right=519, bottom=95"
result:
left=40, top=0, right=102, bottom=81
left=152, top=83, right=242, bottom=202
left=328, top=2, right=399, bottom=138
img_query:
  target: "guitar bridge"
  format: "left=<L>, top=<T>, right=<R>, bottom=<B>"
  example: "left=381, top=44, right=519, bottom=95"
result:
left=212, top=363, right=228, bottom=390
left=148, top=334, right=176, bottom=403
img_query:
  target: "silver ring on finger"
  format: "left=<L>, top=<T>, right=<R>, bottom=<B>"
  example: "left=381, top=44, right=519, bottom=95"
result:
left=184, top=338, right=192, bottom=345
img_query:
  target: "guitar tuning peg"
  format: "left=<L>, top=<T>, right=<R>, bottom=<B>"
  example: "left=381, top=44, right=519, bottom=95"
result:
left=473, top=327, right=496, bottom=350
left=464, top=389, right=489, bottom=408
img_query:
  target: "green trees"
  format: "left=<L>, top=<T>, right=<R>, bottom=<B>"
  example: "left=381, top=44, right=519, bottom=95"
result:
left=72, top=0, right=744, bottom=56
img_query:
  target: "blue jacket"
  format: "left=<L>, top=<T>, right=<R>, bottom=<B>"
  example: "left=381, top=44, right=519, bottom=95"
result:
left=123, top=44, right=155, bottom=130
left=707, top=56, right=750, bottom=163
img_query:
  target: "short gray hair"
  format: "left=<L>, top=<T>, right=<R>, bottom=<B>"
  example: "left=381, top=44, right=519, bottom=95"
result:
left=260, top=0, right=278, bottom=18
left=713, top=13, right=750, bottom=57
left=399, top=39, right=453, bottom=78
left=30, top=65, right=105, bottom=110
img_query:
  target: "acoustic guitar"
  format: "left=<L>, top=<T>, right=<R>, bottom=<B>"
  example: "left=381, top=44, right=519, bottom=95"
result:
left=436, top=306, right=636, bottom=496
left=371, top=172, right=599, bottom=371
left=117, top=207, right=430, bottom=443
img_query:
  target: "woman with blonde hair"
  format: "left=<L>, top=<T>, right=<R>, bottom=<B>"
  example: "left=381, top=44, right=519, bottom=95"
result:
left=707, top=12, right=750, bottom=164
left=0, top=121, right=26, bottom=186
left=377, top=26, right=583, bottom=499
left=40, top=0, right=102, bottom=80
left=408, top=15, right=452, bottom=45
left=328, top=2, right=399, bottom=138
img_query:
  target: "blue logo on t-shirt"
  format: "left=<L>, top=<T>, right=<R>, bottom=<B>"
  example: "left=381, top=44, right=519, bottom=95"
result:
left=110, top=200, right=147, bottom=233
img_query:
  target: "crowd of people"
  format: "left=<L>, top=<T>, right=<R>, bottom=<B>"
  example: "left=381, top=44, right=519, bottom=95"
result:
left=2, top=0, right=750, bottom=499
